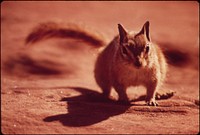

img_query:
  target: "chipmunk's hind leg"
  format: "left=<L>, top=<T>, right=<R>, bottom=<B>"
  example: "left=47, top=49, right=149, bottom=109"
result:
left=97, top=79, right=111, bottom=97
left=97, top=81, right=112, bottom=101
left=94, top=65, right=112, bottom=99
left=113, top=83, right=129, bottom=105
left=94, top=73, right=111, bottom=98
left=102, top=87, right=111, bottom=98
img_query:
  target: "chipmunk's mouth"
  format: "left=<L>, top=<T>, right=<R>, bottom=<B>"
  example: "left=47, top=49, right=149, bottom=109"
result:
left=134, top=61, right=142, bottom=68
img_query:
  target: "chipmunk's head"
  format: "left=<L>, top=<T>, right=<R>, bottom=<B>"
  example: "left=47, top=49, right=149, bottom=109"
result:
left=118, top=21, right=151, bottom=68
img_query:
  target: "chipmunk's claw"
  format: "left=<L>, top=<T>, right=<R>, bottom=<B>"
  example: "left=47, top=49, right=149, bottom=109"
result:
left=146, top=100, right=158, bottom=106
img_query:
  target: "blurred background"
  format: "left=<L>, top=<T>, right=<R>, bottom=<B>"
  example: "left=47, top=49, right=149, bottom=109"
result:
left=1, top=1, right=199, bottom=134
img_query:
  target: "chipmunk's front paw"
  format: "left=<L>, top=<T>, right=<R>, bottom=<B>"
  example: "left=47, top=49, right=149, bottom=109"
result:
left=146, top=99, right=158, bottom=106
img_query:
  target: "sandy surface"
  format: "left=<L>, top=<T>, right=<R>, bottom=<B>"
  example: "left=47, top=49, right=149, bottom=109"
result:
left=1, top=1, right=199, bottom=134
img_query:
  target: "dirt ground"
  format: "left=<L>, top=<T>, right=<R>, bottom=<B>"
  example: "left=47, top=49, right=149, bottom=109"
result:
left=1, top=1, right=199, bottom=134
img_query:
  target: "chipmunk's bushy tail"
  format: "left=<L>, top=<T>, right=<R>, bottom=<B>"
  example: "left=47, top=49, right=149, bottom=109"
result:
left=25, top=22, right=106, bottom=47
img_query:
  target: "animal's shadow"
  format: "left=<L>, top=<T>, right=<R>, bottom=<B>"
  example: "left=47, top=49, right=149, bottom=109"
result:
left=43, top=87, right=131, bottom=127
left=43, top=86, right=174, bottom=127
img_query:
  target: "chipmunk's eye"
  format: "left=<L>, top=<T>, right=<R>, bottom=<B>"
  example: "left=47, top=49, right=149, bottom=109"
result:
left=145, top=45, right=149, bottom=53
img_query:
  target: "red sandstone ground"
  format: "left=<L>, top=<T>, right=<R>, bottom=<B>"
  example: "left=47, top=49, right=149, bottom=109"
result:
left=1, top=1, right=199, bottom=134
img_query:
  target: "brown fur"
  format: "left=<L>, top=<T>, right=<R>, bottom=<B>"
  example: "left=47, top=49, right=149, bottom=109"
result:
left=94, top=21, right=167, bottom=106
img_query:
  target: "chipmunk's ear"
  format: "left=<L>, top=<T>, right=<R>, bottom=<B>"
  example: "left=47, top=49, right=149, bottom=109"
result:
left=118, top=24, right=128, bottom=44
left=139, top=21, right=150, bottom=41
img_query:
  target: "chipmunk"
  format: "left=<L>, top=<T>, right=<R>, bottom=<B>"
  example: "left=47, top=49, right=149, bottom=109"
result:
left=26, top=21, right=173, bottom=106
